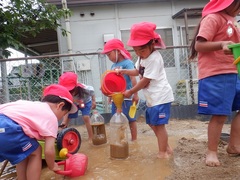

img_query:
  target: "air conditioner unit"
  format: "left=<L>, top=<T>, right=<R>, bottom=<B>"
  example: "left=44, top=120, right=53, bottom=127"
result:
left=185, top=79, right=198, bottom=105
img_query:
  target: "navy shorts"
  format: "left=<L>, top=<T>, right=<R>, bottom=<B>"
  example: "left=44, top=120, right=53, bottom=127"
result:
left=145, top=103, right=171, bottom=126
left=0, top=114, right=39, bottom=165
left=111, top=100, right=137, bottom=122
left=69, top=100, right=92, bottom=118
left=198, top=74, right=240, bottom=115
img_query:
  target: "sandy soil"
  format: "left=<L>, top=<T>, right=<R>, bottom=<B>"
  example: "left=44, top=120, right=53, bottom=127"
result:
left=166, top=119, right=240, bottom=180
left=1, top=118, right=240, bottom=180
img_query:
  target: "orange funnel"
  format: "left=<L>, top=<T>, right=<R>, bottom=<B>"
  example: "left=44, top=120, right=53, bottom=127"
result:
left=111, top=93, right=124, bottom=110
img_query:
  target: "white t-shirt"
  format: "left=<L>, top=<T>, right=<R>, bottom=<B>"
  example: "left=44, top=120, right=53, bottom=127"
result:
left=135, top=50, right=174, bottom=107
left=0, top=100, right=58, bottom=139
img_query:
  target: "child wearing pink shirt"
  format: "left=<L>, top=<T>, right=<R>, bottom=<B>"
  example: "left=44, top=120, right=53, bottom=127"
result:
left=0, top=84, right=77, bottom=180
left=189, top=0, right=240, bottom=167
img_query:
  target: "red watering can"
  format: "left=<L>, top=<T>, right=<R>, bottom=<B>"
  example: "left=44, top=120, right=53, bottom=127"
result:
left=55, top=148, right=88, bottom=178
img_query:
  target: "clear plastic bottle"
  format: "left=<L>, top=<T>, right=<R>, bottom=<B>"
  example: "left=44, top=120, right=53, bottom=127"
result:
left=109, top=110, right=129, bottom=159
left=90, top=110, right=107, bottom=145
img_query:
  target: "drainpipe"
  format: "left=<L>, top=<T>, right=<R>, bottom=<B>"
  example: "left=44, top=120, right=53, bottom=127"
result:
left=61, top=0, right=76, bottom=73
left=62, top=0, right=73, bottom=54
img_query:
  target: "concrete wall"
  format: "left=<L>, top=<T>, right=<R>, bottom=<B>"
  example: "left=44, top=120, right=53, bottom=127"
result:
left=57, top=0, right=208, bottom=99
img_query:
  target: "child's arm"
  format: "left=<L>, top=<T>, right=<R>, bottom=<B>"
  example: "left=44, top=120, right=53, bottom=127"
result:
left=129, top=75, right=139, bottom=103
left=195, top=37, right=233, bottom=54
left=91, top=94, right=96, bottom=109
left=59, top=114, right=69, bottom=128
left=117, top=68, right=139, bottom=76
left=124, top=77, right=151, bottom=98
left=44, top=136, right=60, bottom=171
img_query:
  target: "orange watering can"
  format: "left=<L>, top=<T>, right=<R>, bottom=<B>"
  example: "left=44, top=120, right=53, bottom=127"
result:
left=55, top=148, right=88, bottom=178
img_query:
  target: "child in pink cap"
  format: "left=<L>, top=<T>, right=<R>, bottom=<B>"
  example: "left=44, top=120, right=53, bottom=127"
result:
left=117, top=22, right=174, bottom=158
left=189, top=0, right=240, bottom=167
left=59, top=71, right=96, bottom=141
left=102, top=38, right=139, bottom=141
left=0, top=84, right=77, bottom=180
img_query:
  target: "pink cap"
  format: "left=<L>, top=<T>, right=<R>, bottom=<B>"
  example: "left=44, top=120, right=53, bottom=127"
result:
left=59, top=72, right=84, bottom=91
left=127, top=22, right=166, bottom=49
left=43, top=84, right=78, bottom=114
left=102, top=38, right=132, bottom=59
left=202, top=0, right=234, bottom=17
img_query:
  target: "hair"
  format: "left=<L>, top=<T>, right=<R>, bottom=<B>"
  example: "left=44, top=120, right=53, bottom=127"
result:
left=189, top=0, right=240, bottom=60
left=137, top=39, right=155, bottom=54
left=41, top=95, right=72, bottom=112
left=70, top=86, right=90, bottom=98
left=141, top=39, right=154, bottom=48
left=188, top=23, right=201, bottom=60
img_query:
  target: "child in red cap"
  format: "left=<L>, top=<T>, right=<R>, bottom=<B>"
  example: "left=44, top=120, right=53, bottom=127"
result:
left=0, top=84, right=77, bottom=180
left=102, top=38, right=139, bottom=141
left=189, top=0, right=240, bottom=167
left=117, top=22, right=174, bottom=158
left=59, top=71, right=96, bottom=141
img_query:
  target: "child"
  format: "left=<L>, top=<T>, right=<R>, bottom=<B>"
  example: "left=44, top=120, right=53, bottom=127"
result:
left=117, top=22, right=174, bottom=158
left=102, top=38, right=139, bottom=141
left=59, top=71, right=96, bottom=141
left=0, top=84, right=77, bottom=180
left=189, top=0, right=240, bottom=167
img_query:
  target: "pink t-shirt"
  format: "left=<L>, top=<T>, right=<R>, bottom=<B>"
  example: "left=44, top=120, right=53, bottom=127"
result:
left=0, top=100, right=58, bottom=140
left=197, top=12, right=240, bottom=80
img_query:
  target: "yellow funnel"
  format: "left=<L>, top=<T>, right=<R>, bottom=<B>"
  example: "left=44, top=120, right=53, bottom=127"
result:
left=111, top=93, right=124, bottom=110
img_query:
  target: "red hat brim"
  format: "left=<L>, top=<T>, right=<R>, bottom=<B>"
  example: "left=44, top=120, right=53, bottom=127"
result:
left=202, top=0, right=234, bottom=17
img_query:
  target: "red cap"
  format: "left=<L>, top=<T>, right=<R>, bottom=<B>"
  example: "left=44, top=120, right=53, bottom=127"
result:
left=127, top=22, right=166, bottom=49
left=102, top=38, right=132, bottom=59
left=59, top=72, right=84, bottom=91
left=43, top=84, right=78, bottom=114
left=202, top=0, right=234, bottom=17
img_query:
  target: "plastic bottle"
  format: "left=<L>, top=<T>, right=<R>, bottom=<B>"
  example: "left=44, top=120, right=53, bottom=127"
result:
left=109, top=110, right=129, bottom=159
left=90, top=110, right=107, bottom=145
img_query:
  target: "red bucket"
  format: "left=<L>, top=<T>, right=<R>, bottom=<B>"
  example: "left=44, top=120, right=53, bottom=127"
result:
left=101, top=71, right=126, bottom=96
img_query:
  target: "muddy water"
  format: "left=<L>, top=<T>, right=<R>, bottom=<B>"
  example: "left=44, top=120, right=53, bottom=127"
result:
left=0, top=121, right=176, bottom=180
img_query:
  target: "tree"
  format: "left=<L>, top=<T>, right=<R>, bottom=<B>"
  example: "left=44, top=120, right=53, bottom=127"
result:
left=0, top=0, right=70, bottom=57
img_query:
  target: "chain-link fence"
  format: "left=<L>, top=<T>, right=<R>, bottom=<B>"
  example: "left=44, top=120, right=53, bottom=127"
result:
left=0, top=46, right=198, bottom=114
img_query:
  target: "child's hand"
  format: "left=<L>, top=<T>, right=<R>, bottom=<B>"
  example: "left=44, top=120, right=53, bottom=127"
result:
left=115, top=68, right=123, bottom=75
left=123, top=90, right=132, bottom=98
left=52, top=162, right=61, bottom=171
left=222, top=41, right=234, bottom=55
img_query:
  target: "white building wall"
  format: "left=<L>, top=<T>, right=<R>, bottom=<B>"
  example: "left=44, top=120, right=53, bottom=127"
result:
left=57, top=0, right=208, bottom=100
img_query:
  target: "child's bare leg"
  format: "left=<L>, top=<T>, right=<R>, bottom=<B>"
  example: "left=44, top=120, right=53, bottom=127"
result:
left=129, top=121, right=137, bottom=141
left=83, top=115, right=93, bottom=141
left=16, top=159, right=27, bottom=180
left=206, top=115, right=226, bottom=167
left=227, top=112, right=240, bottom=154
left=167, top=144, right=173, bottom=155
left=16, top=146, right=42, bottom=180
left=150, top=124, right=171, bottom=158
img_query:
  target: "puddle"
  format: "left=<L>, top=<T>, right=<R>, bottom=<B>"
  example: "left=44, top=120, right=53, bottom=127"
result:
left=1, top=122, right=177, bottom=180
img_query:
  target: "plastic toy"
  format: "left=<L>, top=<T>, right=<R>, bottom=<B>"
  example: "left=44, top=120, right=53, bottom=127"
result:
left=55, top=148, right=88, bottom=178
left=129, top=101, right=137, bottom=118
left=228, top=43, right=240, bottom=75
left=39, top=127, right=81, bottom=160
left=100, top=70, right=126, bottom=96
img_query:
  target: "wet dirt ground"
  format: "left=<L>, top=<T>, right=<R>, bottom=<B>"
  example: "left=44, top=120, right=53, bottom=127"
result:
left=1, top=118, right=240, bottom=180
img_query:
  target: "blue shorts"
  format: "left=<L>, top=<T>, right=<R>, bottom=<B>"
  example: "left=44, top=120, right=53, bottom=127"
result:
left=111, top=100, right=136, bottom=122
left=0, top=114, right=39, bottom=165
left=198, top=74, right=240, bottom=116
left=145, top=103, right=171, bottom=125
left=69, top=100, right=92, bottom=118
